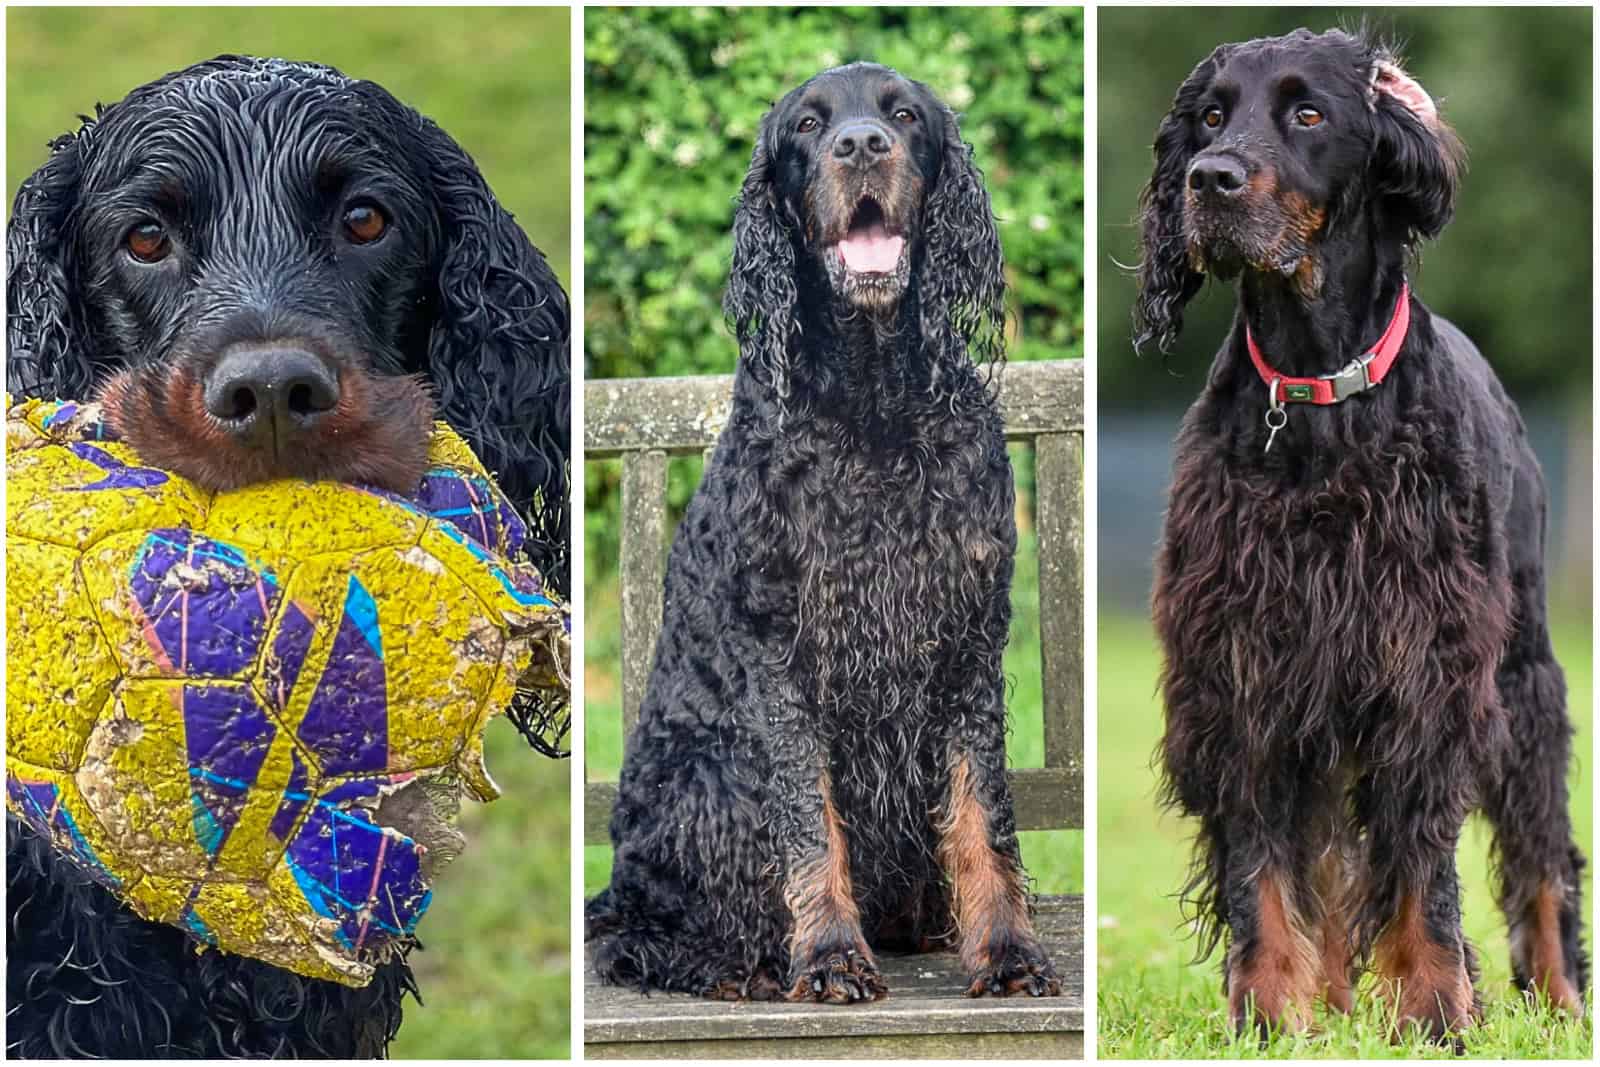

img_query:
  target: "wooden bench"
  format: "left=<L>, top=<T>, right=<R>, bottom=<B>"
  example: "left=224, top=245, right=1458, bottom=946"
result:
left=584, top=359, right=1084, bottom=1058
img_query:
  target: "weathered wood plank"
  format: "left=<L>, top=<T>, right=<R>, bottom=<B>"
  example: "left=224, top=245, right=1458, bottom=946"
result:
left=586, top=765, right=1078, bottom=846
left=1035, top=432, right=1085, bottom=818
left=584, top=897, right=1083, bottom=1049
left=585, top=360, right=1083, bottom=457
left=585, top=782, right=616, bottom=845
left=586, top=1029, right=1083, bottom=1059
left=619, top=450, right=667, bottom=737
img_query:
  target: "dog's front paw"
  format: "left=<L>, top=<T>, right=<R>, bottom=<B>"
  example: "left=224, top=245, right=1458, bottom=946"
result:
left=965, top=939, right=1061, bottom=998
left=787, top=945, right=888, bottom=1004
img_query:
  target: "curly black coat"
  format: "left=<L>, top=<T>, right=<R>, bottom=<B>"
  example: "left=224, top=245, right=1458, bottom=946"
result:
left=6, top=55, right=569, bottom=1057
left=586, top=63, right=1060, bottom=1004
left=1139, top=29, right=1586, bottom=1042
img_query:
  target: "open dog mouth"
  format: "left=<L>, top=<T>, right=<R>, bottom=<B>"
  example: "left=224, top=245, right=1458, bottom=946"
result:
left=833, top=197, right=905, bottom=275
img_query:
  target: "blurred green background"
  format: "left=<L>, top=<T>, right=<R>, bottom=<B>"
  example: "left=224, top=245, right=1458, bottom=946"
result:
left=1097, top=8, right=1593, bottom=1058
left=8, top=8, right=572, bottom=1058
left=583, top=6, right=1085, bottom=905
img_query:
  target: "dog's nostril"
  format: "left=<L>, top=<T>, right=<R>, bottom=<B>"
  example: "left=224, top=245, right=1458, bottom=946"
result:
left=226, top=387, right=258, bottom=421
left=287, top=382, right=315, bottom=417
left=867, top=132, right=890, bottom=155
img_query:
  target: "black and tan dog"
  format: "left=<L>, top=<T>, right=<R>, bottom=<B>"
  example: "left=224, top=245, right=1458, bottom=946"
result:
left=1137, top=28, right=1586, bottom=1042
left=6, top=55, right=569, bottom=1057
left=587, top=63, right=1060, bottom=1004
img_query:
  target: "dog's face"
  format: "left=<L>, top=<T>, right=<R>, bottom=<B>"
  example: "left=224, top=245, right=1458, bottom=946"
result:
left=766, top=63, right=944, bottom=312
left=49, top=58, right=440, bottom=491
left=1178, top=35, right=1377, bottom=289
left=1134, top=29, right=1463, bottom=352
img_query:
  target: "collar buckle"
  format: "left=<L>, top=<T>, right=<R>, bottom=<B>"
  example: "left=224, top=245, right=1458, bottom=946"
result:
left=1322, top=352, right=1377, bottom=401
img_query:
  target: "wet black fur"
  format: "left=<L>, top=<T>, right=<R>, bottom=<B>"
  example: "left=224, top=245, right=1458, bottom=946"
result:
left=6, top=55, right=569, bottom=1057
left=1141, top=28, right=1586, bottom=1037
left=586, top=64, right=1053, bottom=999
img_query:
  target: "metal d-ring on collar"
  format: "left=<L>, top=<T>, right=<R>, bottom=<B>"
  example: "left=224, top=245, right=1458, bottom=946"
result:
left=1263, top=376, right=1287, bottom=454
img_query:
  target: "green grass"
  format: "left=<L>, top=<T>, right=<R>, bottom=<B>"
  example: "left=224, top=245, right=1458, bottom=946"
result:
left=1097, top=611, right=1595, bottom=1058
left=6, top=10, right=573, bottom=1057
left=583, top=472, right=1082, bottom=900
left=389, top=723, right=570, bottom=1059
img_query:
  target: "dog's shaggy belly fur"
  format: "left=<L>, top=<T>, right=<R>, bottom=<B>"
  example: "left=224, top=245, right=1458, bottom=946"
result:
left=589, top=379, right=1015, bottom=994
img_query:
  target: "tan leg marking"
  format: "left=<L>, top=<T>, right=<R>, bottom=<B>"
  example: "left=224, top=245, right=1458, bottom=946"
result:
left=1373, top=893, right=1477, bottom=1039
left=1228, top=872, right=1320, bottom=1033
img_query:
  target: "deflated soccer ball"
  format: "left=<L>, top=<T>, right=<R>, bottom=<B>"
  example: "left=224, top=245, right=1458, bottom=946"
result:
left=5, top=396, right=568, bottom=987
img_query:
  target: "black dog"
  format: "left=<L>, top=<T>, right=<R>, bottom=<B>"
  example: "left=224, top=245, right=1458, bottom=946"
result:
left=1138, top=29, right=1586, bottom=1041
left=6, top=55, right=569, bottom=1057
left=586, top=62, right=1060, bottom=1003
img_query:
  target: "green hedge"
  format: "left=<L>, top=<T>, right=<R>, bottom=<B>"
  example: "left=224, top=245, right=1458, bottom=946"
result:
left=584, top=5, right=1085, bottom=381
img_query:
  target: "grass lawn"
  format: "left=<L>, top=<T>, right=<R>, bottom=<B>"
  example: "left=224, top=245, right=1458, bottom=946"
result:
left=1097, top=610, right=1595, bottom=1059
left=583, top=468, right=1083, bottom=901
left=389, top=723, right=571, bottom=1058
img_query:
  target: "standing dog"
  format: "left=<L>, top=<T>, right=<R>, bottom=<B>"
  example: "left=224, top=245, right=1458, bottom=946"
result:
left=1138, top=29, right=1586, bottom=1041
left=587, top=63, right=1060, bottom=1002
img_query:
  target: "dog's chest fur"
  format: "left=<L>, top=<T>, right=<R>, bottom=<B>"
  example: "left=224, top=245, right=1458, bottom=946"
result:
left=1155, top=378, right=1512, bottom=753
left=744, top=397, right=1013, bottom=724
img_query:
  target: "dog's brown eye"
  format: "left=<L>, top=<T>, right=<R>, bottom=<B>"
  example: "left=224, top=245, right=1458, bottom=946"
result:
left=342, top=204, right=387, bottom=244
left=1202, top=107, right=1224, bottom=129
left=125, top=222, right=171, bottom=263
left=1295, top=106, right=1324, bottom=128
left=796, top=116, right=818, bottom=133
left=893, top=108, right=916, bottom=125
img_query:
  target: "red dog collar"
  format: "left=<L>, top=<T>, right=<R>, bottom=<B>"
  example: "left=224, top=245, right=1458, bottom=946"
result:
left=1247, top=282, right=1411, bottom=405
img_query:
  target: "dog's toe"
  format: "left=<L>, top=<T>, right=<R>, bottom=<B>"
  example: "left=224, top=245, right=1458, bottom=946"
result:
left=965, top=942, right=1062, bottom=998
left=788, top=947, right=887, bottom=1004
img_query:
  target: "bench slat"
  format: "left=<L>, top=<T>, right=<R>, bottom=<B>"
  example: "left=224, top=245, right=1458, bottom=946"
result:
left=1035, top=432, right=1085, bottom=804
left=585, top=360, right=1083, bottom=457
left=619, top=450, right=668, bottom=737
left=586, top=765, right=1078, bottom=846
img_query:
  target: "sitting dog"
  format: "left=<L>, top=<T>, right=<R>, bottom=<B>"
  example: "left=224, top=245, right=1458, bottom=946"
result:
left=586, top=62, right=1061, bottom=1003
left=6, top=55, right=569, bottom=1057
left=1137, top=28, right=1587, bottom=1041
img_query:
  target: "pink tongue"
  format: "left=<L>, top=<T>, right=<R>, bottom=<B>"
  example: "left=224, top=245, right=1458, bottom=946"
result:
left=838, top=223, right=903, bottom=273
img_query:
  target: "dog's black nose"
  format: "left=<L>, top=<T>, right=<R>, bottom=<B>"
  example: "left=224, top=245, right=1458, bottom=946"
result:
left=1187, top=156, right=1248, bottom=197
left=832, top=121, right=893, bottom=166
left=204, top=345, right=339, bottom=447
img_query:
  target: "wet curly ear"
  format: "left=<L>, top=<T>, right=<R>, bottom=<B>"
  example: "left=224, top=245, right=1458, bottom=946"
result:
left=723, top=122, right=799, bottom=397
left=918, top=101, right=1006, bottom=369
left=1133, top=47, right=1229, bottom=355
left=7, top=129, right=95, bottom=400
left=383, top=84, right=571, bottom=597
left=1367, top=57, right=1464, bottom=244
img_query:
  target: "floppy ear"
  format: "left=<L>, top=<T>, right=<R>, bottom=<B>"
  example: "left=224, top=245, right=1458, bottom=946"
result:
left=722, top=122, right=799, bottom=398
left=1367, top=57, right=1463, bottom=244
left=1132, top=47, right=1228, bottom=356
left=416, top=118, right=571, bottom=598
left=7, top=129, right=95, bottom=400
left=919, top=102, right=1007, bottom=369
